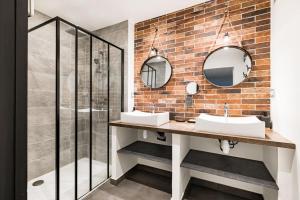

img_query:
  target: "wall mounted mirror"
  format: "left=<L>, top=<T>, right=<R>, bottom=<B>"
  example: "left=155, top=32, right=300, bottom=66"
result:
left=186, top=82, right=199, bottom=95
left=140, top=55, right=172, bottom=88
left=203, top=46, right=252, bottom=87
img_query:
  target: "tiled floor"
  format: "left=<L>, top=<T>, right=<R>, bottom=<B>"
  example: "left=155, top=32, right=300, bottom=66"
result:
left=86, top=179, right=171, bottom=200
left=28, top=158, right=108, bottom=200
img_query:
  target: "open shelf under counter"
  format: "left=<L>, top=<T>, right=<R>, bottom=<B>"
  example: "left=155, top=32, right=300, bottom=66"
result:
left=181, top=149, right=279, bottom=190
left=185, top=177, right=264, bottom=200
left=125, top=164, right=172, bottom=194
left=110, top=120, right=296, bottom=149
left=117, top=141, right=172, bottom=164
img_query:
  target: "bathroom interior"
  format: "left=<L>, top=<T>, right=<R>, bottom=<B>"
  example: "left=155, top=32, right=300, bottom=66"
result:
left=23, top=0, right=300, bottom=200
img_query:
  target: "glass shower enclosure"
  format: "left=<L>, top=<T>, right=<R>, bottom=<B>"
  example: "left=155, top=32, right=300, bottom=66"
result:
left=27, top=17, right=124, bottom=200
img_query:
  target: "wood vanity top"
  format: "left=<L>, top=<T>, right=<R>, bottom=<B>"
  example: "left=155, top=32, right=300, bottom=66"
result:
left=110, top=120, right=296, bottom=149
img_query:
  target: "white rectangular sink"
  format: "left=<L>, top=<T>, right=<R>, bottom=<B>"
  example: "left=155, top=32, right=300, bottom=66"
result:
left=121, top=111, right=169, bottom=126
left=195, top=113, right=265, bottom=138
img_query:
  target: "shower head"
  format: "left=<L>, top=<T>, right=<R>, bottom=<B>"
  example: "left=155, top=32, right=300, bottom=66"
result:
left=94, top=58, right=99, bottom=64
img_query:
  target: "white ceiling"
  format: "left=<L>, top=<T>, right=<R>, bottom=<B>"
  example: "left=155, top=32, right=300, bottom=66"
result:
left=35, top=0, right=208, bottom=31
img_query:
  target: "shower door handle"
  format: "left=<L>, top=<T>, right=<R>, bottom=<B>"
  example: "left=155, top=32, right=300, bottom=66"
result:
left=28, top=0, right=34, bottom=17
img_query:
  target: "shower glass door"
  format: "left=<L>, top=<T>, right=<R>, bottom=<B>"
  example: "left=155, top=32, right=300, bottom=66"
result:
left=77, top=30, right=91, bottom=198
left=91, top=38, right=109, bottom=188
left=27, top=20, right=56, bottom=200
left=59, top=21, right=76, bottom=200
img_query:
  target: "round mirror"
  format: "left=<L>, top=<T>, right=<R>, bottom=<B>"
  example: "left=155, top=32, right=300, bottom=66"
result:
left=203, top=46, right=252, bottom=87
left=186, top=82, right=199, bottom=95
left=140, top=56, right=172, bottom=88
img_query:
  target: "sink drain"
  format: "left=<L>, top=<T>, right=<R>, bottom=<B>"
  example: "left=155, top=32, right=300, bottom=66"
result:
left=32, top=180, right=44, bottom=186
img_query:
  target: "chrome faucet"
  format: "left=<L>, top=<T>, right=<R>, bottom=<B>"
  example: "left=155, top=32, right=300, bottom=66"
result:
left=150, top=103, right=155, bottom=114
left=224, top=103, right=229, bottom=118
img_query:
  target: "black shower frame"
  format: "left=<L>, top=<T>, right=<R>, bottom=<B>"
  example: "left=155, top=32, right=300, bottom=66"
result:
left=29, top=16, right=125, bottom=200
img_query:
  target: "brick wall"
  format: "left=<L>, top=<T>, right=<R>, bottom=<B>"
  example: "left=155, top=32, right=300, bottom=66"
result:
left=134, top=0, right=271, bottom=120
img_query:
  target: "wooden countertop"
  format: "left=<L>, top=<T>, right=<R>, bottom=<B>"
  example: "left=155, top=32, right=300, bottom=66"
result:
left=110, top=120, right=296, bottom=149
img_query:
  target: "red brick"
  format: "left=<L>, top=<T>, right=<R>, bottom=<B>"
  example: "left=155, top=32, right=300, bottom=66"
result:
left=134, top=0, right=271, bottom=116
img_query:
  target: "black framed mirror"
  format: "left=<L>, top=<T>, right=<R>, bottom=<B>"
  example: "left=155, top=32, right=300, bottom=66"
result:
left=203, top=46, right=252, bottom=87
left=140, top=55, right=172, bottom=89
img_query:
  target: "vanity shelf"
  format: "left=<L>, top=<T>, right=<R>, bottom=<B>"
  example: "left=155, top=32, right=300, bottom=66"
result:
left=118, top=141, right=172, bottom=164
left=126, top=164, right=172, bottom=194
left=181, top=150, right=278, bottom=190
left=185, top=178, right=264, bottom=200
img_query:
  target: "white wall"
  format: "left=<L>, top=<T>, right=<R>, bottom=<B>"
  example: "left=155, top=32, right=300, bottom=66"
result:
left=127, top=20, right=135, bottom=112
left=271, top=0, right=300, bottom=199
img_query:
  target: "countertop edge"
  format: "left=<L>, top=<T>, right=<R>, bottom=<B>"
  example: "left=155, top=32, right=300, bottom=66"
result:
left=109, top=121, right=296, bottom=149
